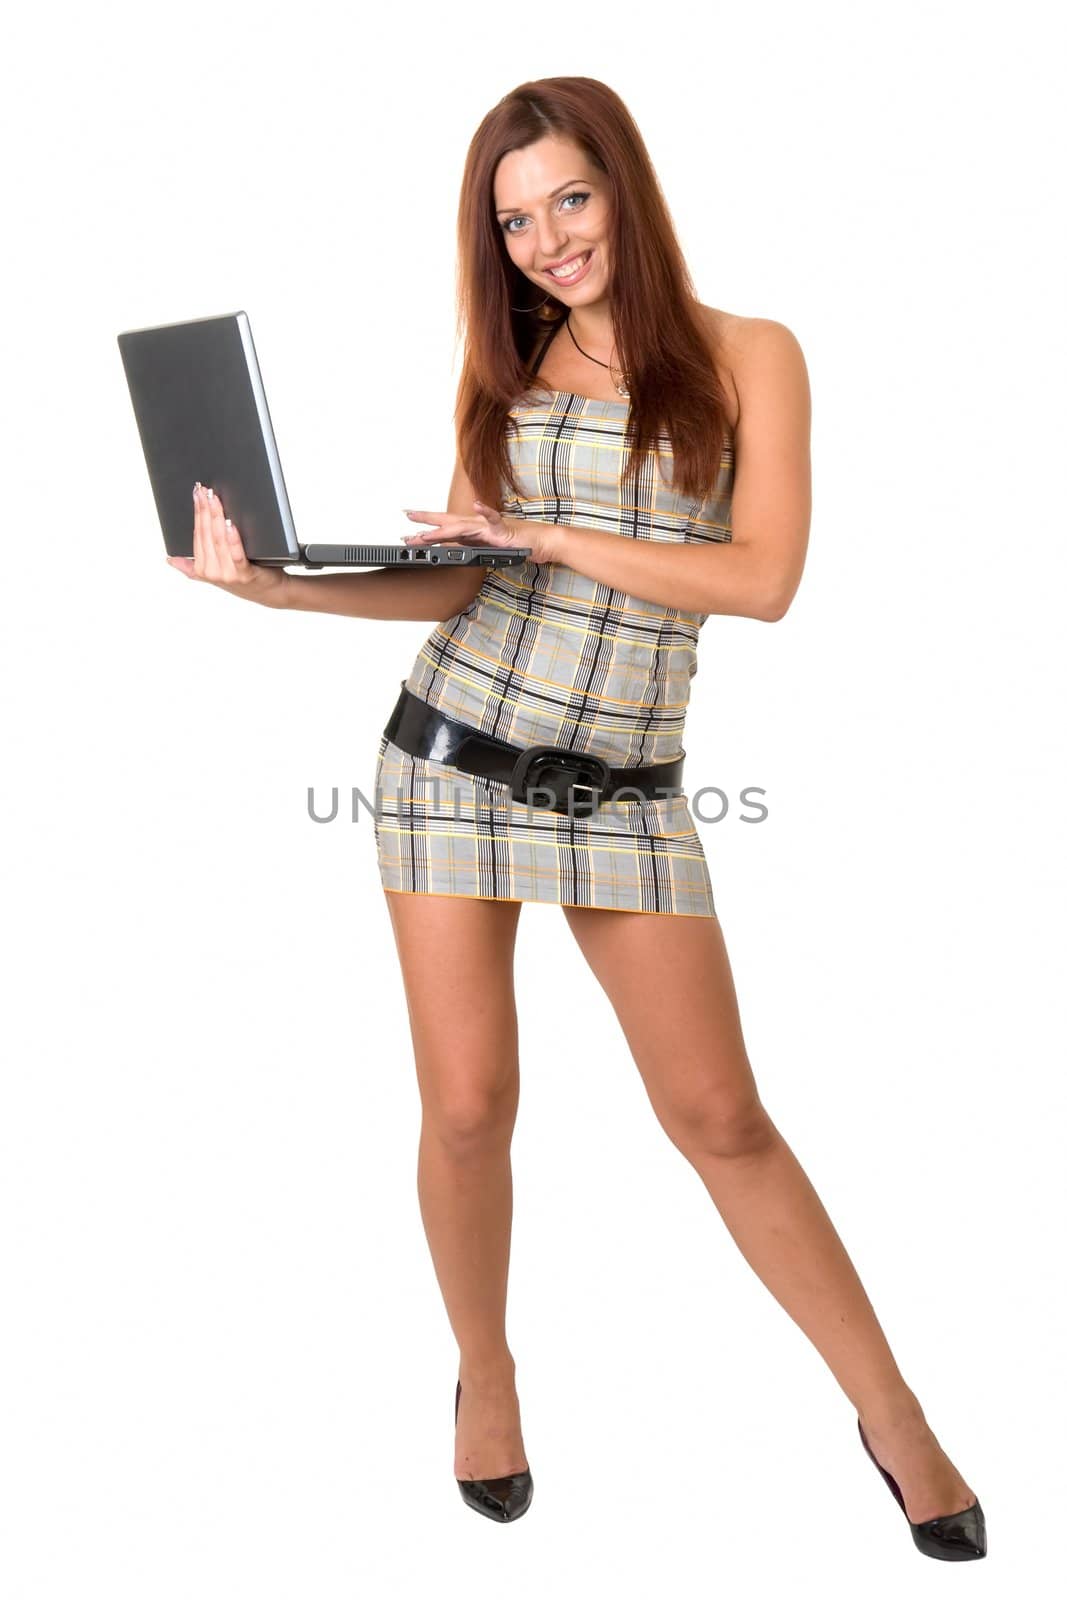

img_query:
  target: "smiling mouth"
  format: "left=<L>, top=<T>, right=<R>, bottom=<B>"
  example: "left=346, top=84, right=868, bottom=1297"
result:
left=545, top=249, right=592, bottom=281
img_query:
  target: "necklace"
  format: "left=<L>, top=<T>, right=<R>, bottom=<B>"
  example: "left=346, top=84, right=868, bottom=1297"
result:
left=564, top=312, right=630, bottom=397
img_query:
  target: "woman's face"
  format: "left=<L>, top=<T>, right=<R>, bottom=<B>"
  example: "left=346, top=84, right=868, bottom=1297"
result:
left=493, top=135, right=611, bottom=302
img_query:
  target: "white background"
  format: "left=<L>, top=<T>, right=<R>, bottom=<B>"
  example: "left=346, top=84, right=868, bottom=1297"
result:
left=3, top=1, right=1063, bottom=1593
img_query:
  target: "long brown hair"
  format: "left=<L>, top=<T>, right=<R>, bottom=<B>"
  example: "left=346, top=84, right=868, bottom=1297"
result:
left=454, top=77, right=731, bottom=507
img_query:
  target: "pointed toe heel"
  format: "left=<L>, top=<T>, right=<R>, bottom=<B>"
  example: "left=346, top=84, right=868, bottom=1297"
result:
left=454, top=1378, right=534, bottom=1523
left=857, top=1417, right=986, bottom=1560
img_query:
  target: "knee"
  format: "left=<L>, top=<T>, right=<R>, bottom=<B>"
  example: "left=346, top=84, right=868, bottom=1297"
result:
left=424, top=1078, right=518, bottom=1156
left=664, top=1092, right=776, bottom=1161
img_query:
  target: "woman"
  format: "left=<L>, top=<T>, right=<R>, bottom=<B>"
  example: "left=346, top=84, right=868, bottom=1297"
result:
left=172, top=77, right=986, bottom=1558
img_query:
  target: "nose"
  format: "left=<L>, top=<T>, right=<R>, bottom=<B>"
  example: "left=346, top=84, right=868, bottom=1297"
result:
left=533, top=214, right=568, bottom=262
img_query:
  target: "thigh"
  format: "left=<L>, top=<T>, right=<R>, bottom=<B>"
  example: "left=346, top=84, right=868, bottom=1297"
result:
left=560, top=905, right=765, bottom=1146
left=383, top=889, right=524, bottom=1118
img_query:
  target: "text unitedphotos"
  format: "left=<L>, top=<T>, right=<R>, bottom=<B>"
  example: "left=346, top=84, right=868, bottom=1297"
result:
left=304, top=783, right=771, bottom=825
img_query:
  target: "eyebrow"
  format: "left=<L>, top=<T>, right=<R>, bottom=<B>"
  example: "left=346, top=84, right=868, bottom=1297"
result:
left=494, top=177, right=589, bottom=217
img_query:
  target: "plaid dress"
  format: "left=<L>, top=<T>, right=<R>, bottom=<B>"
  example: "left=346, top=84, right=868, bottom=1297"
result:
left=373, top=355, right=735, bottom=917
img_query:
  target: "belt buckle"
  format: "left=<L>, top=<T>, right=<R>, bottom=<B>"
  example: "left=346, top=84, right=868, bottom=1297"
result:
left=509, top=744, right=611, bottom=819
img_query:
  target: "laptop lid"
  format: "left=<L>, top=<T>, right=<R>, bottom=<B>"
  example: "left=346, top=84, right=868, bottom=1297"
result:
left=117, top=310, right=311, bottom=562
left=117, top=310, right=532, bottom=569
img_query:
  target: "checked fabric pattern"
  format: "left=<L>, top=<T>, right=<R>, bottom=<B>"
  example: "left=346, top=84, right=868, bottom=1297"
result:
left=373, top=381, right=734, bottom=917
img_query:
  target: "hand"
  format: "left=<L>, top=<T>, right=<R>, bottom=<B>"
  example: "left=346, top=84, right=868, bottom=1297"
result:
left=166, top=484, right=290, bottom=608
left=400, top=500, right=563, bottom=565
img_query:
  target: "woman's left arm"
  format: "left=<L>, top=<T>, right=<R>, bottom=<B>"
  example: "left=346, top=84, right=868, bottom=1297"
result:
left=546, top=318, right=812, bottom=622
left=402, top=319, right=811, bottom=620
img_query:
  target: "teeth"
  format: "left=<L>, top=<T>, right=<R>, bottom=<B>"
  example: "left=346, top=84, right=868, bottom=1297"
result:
left=548, top=251, right=590, bottom=279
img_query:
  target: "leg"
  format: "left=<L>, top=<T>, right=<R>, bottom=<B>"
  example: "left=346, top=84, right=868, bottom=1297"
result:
left=560, top=902, right=978, bottom=1523
left=383, top=887, right=529, bottom=1480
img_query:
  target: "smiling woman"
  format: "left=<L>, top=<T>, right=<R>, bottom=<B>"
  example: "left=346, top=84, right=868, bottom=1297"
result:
left=375, top=86, right=777, bottom=920
left=366, top=75, right=986, bottom=1558
left=455, top=98, right=738, bottom=506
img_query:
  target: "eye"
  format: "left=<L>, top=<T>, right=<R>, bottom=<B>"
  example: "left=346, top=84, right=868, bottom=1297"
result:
left=500, top=191, right=590, bottom=234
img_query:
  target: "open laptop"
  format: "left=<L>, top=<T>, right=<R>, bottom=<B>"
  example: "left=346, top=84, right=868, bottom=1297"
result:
left=116, top=310, right=532, bottom=571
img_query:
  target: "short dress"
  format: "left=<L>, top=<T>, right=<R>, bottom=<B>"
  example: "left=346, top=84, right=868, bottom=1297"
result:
left=373, top=334, right=735, bottom=918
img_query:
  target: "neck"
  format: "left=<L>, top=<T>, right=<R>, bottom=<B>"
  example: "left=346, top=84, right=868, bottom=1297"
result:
left=565, top=298, right=615, bottom=356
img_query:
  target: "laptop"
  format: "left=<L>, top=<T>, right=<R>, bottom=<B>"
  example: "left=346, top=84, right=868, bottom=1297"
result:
left=116, top=310, right=532, bottom=571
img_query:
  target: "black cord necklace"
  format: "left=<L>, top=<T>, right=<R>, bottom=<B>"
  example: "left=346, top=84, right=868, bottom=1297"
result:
left=564, top=312, right=630, bottom=397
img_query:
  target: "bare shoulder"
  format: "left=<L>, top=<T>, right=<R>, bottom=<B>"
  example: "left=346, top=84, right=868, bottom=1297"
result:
left=696, top=309, right=811, bottom=620
left=698, top=305, right=806, bottom=361
left=696, top=306, right=809, bottom=430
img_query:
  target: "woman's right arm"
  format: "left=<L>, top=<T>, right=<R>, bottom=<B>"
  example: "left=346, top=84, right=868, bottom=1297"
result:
left=283, top=559, right=486, bottom=622
left=173, top=457, right=490, bottom=623
left=284, top=451, right=489, bottom=622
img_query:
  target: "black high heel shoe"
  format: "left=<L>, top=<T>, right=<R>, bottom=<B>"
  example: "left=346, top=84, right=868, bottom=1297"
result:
left=857, top=1417, right=986, bottom=1560
left=454, top=1378, right=534, bottom=1522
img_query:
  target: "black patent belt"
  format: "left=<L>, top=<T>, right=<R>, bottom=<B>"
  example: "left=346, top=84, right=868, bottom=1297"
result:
left=382, top=682, right=684, bottom=819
